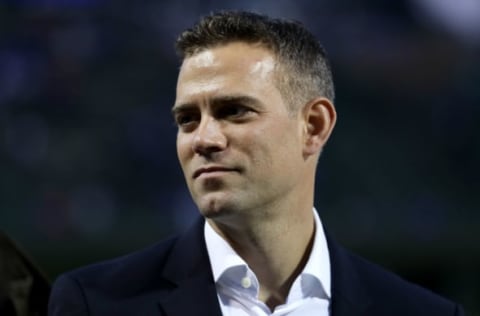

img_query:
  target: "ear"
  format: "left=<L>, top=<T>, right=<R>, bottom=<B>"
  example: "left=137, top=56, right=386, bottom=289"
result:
left=301, top=97, right=336, bottom=157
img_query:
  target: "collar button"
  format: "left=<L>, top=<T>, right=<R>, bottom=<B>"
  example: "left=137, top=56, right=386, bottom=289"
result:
left=241, top=276, right=252, bottom=288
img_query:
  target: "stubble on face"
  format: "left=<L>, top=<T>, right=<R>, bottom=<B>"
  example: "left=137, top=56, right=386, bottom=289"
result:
left=175, top=42, right=306, bottom=224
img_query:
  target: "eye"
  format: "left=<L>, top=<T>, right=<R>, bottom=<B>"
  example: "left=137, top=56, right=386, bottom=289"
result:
left=217, top=104, right=253, bottom=120
left=175, top=111, right=200, bottom=131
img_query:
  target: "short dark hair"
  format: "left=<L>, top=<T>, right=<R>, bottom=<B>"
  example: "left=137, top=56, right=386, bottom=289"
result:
left=175, top=11, right=335, bottom=110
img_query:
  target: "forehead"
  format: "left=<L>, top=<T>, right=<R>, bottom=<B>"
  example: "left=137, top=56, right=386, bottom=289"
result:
left=182, top=42, right=276, bottom=72
left=175, top=42, right=277, bottom=101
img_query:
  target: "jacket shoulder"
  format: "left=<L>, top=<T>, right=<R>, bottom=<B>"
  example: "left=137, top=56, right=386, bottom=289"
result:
left=54, top=235, right=179, bottom=296
left=346, top=250, right=464, bottom=315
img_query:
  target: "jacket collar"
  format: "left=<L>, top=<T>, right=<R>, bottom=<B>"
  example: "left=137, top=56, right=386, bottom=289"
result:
left=157, top=217, right=373, bottom=316
left=158, top=217, right=222, bottom=316
left=327, top=233, right=373, bottom=316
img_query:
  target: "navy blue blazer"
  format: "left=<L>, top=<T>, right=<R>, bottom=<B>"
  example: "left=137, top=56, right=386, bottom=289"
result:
left=48, top=218, right=464, bottom=316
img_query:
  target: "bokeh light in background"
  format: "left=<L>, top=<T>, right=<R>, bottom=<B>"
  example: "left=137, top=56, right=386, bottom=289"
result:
left=0, top=0, right=478, bottom=313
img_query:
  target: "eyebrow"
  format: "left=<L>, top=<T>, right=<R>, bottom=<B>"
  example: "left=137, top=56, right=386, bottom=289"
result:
left=171, top=95, right=262, bottom=116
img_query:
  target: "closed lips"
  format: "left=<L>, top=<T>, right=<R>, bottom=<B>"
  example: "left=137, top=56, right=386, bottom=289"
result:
left=193, top=166, right=237, bottom=178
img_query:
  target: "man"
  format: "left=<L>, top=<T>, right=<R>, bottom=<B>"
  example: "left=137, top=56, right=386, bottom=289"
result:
left=48, top=11, right=464, bottom=315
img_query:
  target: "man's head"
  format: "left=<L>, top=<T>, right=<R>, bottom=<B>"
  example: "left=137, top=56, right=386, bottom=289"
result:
left=176, top=11, right=335, bottom=112
left=173, top=11, right=336, bottom=223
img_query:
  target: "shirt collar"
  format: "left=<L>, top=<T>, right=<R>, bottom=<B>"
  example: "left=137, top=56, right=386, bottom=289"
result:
left=204, top=208, right=331, bottom=299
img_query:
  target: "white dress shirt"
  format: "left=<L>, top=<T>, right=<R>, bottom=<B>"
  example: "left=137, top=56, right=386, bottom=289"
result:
left=204, top=208, right=331, bottom=316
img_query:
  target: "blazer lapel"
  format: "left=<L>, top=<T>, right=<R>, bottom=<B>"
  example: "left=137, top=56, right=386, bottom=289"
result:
left=157, top=218, right=222, bottom=316
left=327, top=234, right=372, bottom=316
left=157, top=218, right=375, bottom=316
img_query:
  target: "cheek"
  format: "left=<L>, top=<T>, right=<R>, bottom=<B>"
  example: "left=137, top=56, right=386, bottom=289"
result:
left=263, top=123, right=302, bottom=162
left=243, top=125, right=290, bottom=163
left=176, top=135, right=191, bottom=167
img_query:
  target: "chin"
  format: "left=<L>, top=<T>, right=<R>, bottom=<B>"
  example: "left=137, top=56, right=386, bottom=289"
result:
left=196, top=195, right=236, bottom=219
left=199, top=202, right=228, bottom=219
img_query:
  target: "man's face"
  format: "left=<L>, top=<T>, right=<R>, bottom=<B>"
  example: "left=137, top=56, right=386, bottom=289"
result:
left=173, top=42, right=310, bottom=222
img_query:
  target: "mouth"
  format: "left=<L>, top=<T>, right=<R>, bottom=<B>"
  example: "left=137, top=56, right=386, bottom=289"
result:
left=193, top=166, right=238, bottom=179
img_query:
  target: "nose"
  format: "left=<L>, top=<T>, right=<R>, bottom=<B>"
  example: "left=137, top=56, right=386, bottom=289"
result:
left=192, top=116, right=227, bottom=156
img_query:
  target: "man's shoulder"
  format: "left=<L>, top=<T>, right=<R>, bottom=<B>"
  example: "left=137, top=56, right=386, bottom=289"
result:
left=56, top=235, right=180, bottom=293
left=352, top=251, right=447, bottom=298
left=49, top=233, right=202, bottom=315
left=336, top=245, right=463, bottom=315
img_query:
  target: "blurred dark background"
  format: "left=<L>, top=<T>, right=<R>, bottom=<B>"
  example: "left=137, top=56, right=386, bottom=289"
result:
left=0, top=0, right=478, bottom=314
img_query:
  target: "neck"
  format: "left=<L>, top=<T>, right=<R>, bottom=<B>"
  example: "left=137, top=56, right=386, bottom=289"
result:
left=207, top=202, right=315, bottom=310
